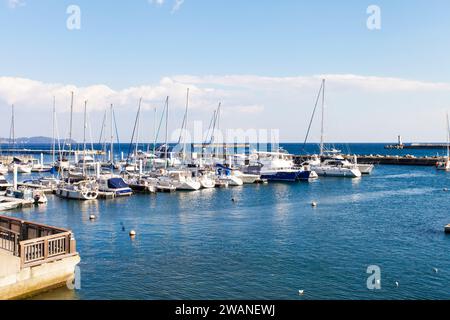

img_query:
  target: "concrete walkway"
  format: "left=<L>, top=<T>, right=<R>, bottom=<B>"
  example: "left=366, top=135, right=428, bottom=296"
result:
left=0, top=248, right=20, bottom=278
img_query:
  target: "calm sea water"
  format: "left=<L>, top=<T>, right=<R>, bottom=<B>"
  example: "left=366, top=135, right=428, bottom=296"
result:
left=2, top=143, right=450, bottom=300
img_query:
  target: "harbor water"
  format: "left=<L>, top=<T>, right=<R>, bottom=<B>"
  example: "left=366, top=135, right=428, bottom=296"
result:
left=2, top=143, right=450, bottom=300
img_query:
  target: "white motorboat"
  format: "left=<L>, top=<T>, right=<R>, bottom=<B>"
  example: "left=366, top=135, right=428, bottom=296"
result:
left=309, top=155, right=362, bottom=178
left=357, top=163, right=375, bottom=174
left=30, top=159, right=53, bottom=173
left=125, top=175, right=157, bottom=193
left=0, top=163, right=7, bottom=175
left=55, top=180, right=99, bottom=200
left=5, top=187, right=47, bottom=204
left=97, top=174, right=133, bottom=197
left=0, top=174, right=12, bottom=196
left=251, top=150, right=315, bottom=182
left=8, top=161, right=32, bottom=174
left=77, top=155, right=97, bottom=170
left=166, top=170, right=201, bottom=191
left=199, top=171, right=216, bottom=189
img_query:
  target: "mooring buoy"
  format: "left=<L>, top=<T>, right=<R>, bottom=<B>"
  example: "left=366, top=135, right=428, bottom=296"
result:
left=311, top=201, right=318, bottom=207
left=89, top=215, right=96, bottom=220
left=129, top=230, right=136, bottom=237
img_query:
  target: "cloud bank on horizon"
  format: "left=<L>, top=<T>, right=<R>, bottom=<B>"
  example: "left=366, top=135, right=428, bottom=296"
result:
left=1, top=74, right=450, bottom=143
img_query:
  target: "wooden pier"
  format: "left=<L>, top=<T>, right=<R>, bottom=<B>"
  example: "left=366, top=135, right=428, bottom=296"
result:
left=0, top=215, right=80, bottom=299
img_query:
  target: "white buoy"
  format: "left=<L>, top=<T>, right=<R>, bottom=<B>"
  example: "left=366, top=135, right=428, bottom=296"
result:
left=311, top=201, right=317, bottom=207
left=395, top=281, right=399, bottom=288
left=444, top=188, right=448, bottom=192
left=129, top=230, right=136, bottom=237
left=89, top=214, right=96, bottom=220
left=298, top=290, right=304, bottom=296
left=433, top=267, right=439, bottom=273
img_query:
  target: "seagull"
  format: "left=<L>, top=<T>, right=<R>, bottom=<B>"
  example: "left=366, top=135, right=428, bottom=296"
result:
left=298, top=290, right=304, bottom=296
left=395, top=281, right=399, bottom=288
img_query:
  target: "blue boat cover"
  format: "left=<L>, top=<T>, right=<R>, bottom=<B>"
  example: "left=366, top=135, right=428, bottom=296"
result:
left=108, top=178, right=129, bottom=189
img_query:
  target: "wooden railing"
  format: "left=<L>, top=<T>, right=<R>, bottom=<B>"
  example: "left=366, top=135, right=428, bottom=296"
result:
left=0, top=225, right=20, bottom=256
left=0, top=215, right=77, bottom=268
left=19, top=232, right=72, bottom=267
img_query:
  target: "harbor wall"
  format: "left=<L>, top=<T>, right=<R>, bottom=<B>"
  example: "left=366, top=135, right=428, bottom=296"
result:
left=0, top=254, right=80, bottom=300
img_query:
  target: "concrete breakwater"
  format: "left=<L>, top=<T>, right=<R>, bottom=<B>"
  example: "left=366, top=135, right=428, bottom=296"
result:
left=294, top=155, right=443, bottom=166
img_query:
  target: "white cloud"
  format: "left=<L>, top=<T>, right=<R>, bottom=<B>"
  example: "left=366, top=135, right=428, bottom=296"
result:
left=7, top=0, right=25, bottom=8
left=2, top=74, right=450, bottom=142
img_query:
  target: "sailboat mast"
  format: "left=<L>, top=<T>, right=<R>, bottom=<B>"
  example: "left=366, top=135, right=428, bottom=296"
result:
left=319, top=79, right=325, bottom=156
left=183, top=88, right=189, bottom=161
left=68, top=91, right=74, bottom=160
left=135, top=98, right=142, bottom=163
left=10, top=104, right=15, bottom=150
left=52, top=97, right=56, bottom=164
left=153, top=106, right=157, bottom=155
left=83, top=100, right=87, bottom=175
left=165, top=96, right=169, bottom=169
left=110, top=104, right=114, bottom=163
left=446, top=113, right=449, bottom=160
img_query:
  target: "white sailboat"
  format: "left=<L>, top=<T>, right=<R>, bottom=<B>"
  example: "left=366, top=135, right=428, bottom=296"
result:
left=56, top=180, right=99, bottom=200
left=166, top=170, right=201, bottom=191
left=308, top=79, right=362, bottom=178
left=436, top=113, right=450, bottom=171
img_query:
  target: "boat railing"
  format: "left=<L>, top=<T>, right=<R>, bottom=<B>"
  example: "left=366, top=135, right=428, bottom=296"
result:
left=0, top=215, right=77, bottom=268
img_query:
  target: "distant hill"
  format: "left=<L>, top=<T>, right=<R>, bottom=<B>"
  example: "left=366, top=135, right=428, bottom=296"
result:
left=0, top=136, right=77, bottom=145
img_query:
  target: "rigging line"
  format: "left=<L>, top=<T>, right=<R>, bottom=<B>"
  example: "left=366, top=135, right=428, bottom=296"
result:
left=154, top=99, right=167, bottom=150
left=204, top=110, right=216, bottom=145
left=98, top=109, right=107, bottom=145
left=112, top=108, right=121, bottom=155
left=126, top=99, right=142, bottom=163
left=302, top=81, right=324, bottom=152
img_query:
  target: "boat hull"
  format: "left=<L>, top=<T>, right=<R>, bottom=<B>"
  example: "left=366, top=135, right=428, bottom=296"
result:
left=261, top=170, right=312, bottom=182
left=55, top=188, right=98, bottom=200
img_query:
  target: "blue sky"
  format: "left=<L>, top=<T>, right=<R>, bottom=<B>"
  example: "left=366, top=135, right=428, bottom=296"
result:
left=1, top=0, right=450, bottom=142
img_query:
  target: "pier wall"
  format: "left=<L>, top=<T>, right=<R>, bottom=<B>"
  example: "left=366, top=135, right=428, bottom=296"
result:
left=0, top=254, right=80, bottom=300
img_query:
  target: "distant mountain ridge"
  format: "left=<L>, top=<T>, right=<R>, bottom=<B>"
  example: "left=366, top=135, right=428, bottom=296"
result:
left=0, top=136, right=76, bottom=145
